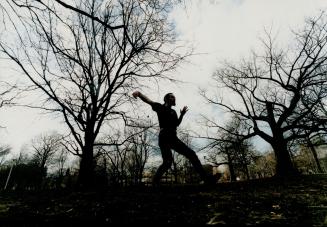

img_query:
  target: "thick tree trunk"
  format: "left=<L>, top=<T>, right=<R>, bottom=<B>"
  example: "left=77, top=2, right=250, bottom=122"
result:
left=78, top=142, right=95, bottom=190
left=272, top=141, right=299, bottom=177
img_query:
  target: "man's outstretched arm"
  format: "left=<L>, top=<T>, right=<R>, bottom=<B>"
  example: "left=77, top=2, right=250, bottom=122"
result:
left=132, top=91, right=154, bottom=105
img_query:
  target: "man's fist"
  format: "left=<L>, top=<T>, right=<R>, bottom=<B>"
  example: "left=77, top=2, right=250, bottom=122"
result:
left=132, top=91, right=140, bottom=98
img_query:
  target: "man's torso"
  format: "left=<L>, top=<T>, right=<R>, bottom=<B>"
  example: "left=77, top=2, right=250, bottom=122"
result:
left=151, top=102, right=178, bottom=131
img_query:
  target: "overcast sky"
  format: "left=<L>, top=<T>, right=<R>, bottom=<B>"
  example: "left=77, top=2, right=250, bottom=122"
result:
left=1, top=0, right=327, bottom=155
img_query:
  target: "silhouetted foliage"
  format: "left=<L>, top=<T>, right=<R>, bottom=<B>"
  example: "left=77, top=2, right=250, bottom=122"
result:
left=0, top=162, right=43, bottom=190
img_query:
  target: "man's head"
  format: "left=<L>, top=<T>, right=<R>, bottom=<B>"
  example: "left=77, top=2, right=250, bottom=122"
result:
left=164, top=93, right=176, bottom=106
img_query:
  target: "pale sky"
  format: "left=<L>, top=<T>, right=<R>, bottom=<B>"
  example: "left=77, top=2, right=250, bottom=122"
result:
left=1, top=0, right=327, bottom=155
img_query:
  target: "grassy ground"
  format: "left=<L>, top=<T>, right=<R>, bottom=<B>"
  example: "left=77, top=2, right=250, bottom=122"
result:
left=0, top=174, right=326, bottom=226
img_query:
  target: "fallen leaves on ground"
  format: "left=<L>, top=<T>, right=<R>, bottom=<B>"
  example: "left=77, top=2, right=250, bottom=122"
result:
left=0, top=174, right=326, bottom=226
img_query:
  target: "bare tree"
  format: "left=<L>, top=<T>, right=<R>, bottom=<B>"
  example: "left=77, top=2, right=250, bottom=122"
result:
left=53, top=148, right=69, bottom=178
left=249, top=151, right=276, bottom=179
left=97, top=120, right=156, bottom=186
left=0, top=0, right=186, bottom=188
left=201, top=115, right=255, bottom=181
left=291, top=133, right=326, bottom=173
left=126, top=125, right=155, bottom=185
left=30, top=131, right=62, bottom=177
left=202, top=14, right=327, bottom=177
left=294, top=144, right=319, bottom=174
left=103, top=144, right=128, bottom=186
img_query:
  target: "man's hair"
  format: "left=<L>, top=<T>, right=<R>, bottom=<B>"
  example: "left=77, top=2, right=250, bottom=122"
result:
left=164, top=93, right=173, bottom=103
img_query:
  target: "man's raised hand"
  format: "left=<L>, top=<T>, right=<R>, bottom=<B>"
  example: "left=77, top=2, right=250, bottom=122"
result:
left=180, top=106, right=188, bottom=115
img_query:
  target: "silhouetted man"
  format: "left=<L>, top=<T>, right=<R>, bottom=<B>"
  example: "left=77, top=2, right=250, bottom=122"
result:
left=132, top=91, right=216, bottom=185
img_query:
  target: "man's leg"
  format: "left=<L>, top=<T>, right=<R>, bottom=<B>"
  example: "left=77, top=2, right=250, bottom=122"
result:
left=172, top=138, right=216, bottom=184
left=153, top=144, right=173, bottom=185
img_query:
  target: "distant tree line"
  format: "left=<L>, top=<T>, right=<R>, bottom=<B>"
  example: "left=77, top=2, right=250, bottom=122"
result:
left=0, top=123, right=325, bottom=191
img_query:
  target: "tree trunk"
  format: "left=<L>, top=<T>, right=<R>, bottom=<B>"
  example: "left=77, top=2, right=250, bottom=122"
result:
left=239, top=148, right=250, bottom=180
left=307, top=139, right=324, bottom=173
left=244, top=164, right=250, bottom=180
left=227, top=153, right=237, bottom=182
left=172, top=159, right=178, bottom=183
left=272, top=141, right=299, bottom=177
left=78, top=143, right=95, bottom=190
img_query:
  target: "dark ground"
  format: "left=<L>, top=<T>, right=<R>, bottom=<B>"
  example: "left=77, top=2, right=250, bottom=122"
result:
left=0, top=174, right=326, bottom=226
